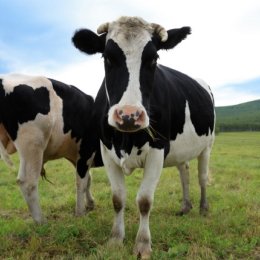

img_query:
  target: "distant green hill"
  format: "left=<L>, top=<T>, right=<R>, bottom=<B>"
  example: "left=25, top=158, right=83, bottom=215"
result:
left=215, top=100, right=260, bottom=131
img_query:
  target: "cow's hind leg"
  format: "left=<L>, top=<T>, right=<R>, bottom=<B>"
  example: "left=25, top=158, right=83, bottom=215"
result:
left=198, top=147, right=211, bottom=215
left=75, top=171, right=94, bottom=216
left=16, top=145, right=44, bottom=223
left=176, top=162, right=193, bottom=215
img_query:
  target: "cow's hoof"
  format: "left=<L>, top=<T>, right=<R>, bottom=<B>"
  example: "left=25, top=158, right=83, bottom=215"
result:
left=107, top=237, right=124, bottom=247
left=75, top=208, right=86, bottom=217
left=200, top=201, right=209, bottom=216
left=176, top=202, right=193, bottom=216
left=200, top=207, right=209, bottom=216
left=86, top=200, right=95, bottom=212
left=134, top=242, right=152, bottom=260
left=34, top=216, right=47, bottom=225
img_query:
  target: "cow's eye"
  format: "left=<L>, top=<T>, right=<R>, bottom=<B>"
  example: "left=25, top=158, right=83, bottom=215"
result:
left=151, top=58, right=157, bottom=66
left=105, top=57, right=112, bottom=67
left=146, top=55, right=159, bottom=68
left=102, top=54, right=113, bottom=67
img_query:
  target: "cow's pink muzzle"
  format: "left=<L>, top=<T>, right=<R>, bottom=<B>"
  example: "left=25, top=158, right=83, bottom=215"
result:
left=112, top=105, right=147, bottom=132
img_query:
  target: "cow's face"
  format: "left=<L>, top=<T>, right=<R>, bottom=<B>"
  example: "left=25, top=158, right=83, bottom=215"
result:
left=73, top=16, right=191, bottom=132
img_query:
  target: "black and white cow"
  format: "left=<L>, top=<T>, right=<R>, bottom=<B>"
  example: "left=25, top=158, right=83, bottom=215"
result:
left=73, top=16, right=215, bottom=258
left=0, top=74, right=100, bottom=223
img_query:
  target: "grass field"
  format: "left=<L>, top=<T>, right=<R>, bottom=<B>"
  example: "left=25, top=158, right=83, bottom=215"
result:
left=0, top=132, right=259, bottom=259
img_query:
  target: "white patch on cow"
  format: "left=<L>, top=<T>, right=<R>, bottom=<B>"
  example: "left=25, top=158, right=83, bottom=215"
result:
left=194, top=78, right=214, bottom=103
left=164, top=101, right=214, bottom=166
left=2, top=74, right=52, bottom=94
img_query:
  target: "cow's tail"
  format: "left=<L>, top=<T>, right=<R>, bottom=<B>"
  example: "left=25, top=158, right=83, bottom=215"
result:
left=0, top=141, right=14, bottom=168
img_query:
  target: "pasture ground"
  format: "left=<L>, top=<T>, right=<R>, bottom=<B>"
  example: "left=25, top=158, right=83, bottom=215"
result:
left=0, top=132, right=259, bottom=259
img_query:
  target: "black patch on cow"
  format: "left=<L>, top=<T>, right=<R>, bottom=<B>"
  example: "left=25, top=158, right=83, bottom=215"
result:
left=0, top=79, right=50, bottom=140
left=103, top=39, right=129, bottom=106
left=50, top=79, right=94, bottom=142
left=140, top=41, right=158, bottom=110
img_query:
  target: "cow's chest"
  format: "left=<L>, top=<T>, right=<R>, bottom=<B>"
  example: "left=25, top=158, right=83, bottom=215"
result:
left=107, top=142, right=150, bottom=175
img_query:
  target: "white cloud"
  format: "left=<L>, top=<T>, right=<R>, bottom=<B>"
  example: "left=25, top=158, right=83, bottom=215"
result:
left=1, top=0, right=260, bottom=106
left=214, top=86, right=260, bottom=107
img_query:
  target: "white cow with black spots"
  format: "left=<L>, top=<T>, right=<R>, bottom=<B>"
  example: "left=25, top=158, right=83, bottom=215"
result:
left=73, top=16, right=215, bottom=259
left=0, top=74, right=101, bottom=223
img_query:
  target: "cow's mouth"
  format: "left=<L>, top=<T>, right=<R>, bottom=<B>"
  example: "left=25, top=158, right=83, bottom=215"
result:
left=115, top=119, right=142, bottom=132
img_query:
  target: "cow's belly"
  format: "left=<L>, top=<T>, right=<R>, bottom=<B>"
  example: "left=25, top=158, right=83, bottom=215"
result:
left=164, top=131, right=214, bottom=167
left=44, top=130, right=79, bottom=163
left=164, top=100, right=214, bottom=166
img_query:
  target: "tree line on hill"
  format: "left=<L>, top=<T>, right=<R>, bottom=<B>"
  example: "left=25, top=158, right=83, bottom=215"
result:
left=215, top=99, right=260, bottom=132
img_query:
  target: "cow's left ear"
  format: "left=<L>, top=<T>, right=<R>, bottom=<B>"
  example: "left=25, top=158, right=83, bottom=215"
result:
left=72, top=29, right=106, bottom=54
left=156, top=27, right=191, bottom=51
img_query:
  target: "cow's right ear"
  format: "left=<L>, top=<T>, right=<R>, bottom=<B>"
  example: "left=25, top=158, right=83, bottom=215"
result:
left=72, top=29, right=106, bottom=54
left=155, top=27, right=191, bottom=51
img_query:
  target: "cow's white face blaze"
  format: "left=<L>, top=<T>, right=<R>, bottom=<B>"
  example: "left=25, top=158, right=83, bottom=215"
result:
left=102, top=17, right=162, bottom=132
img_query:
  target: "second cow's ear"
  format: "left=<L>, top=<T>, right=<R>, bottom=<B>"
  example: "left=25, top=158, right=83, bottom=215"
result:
left=155, top=27, right=191, bottom=51
left=72, top=29, right=106, bottom=55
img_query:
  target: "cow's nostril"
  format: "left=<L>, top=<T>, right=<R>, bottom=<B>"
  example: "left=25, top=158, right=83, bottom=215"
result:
left=135, top=111, right=145, bottom=125
left=136, top=111, right=140, bottom=117
left=118, top=110, right=123, bottom=116
left=122, top=115, right=130, bottom=121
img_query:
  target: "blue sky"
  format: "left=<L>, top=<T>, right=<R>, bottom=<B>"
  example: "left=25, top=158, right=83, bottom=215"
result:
left=0, top=0, right=260, bottom=106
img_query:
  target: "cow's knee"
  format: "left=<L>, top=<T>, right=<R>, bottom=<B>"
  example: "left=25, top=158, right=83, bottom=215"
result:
left=137, top=196, right=151, bottom=216
left=113, top=193, right=124, bottom=213
left=17, top=178, right=36, bottom=195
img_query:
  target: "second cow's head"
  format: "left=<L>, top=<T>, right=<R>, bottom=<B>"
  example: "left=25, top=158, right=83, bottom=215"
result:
left=73, top=16, right=190, bottom=132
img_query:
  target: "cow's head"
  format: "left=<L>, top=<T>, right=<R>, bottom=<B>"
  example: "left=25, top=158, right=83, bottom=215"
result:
left=73, top=16, right=191, bottom=132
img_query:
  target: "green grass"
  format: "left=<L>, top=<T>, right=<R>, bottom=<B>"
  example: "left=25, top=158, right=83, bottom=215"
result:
left=0, top=132, right=259, bottom=259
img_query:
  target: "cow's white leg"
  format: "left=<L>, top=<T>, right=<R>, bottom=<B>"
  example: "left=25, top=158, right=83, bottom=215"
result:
left=134, top=148, right=164, bottom=259
left=16, top=147, right=44, bottom=223
left=86, top=171, right=95, bottom=210
left=101, top=143, right=126, bottom=245
left=198, top=147, right=211, bottom=215
left=176, top=162, right=192, bottom=215
left=75, top=171, right=94, bottom=216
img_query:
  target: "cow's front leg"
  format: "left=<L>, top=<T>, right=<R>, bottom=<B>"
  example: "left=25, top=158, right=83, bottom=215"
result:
left=75, top=153, right=96, bottom=216
left=75, top=171, right=94, bottom=216
left=101, top=143, right=126, bottom=245
left=16, top=146, right=44, bottom=223
left=134, top=148, right=164, bottom=259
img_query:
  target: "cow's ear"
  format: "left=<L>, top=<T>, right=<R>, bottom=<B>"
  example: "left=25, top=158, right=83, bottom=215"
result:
left=156, top=27, right=191, bottom=50
left=72, top=29, right=106, bottom=54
